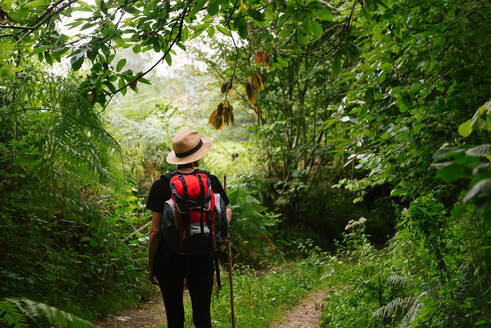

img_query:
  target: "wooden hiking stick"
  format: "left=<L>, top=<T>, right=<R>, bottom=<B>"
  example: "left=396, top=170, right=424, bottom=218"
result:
left=224, top=175, right=236, bottom=328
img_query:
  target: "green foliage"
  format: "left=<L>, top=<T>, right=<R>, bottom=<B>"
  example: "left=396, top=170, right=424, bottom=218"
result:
left=1, top=298, right=96, bottom=328
left=0, top=299, right=27, bottom=328
left=0, top=66, right=151, bottom=320
left=226, top=181, right=281, bottom=266
left=321, top=202, right=490, bottom=327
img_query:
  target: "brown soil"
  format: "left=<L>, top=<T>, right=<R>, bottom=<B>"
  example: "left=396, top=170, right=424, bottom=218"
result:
left=97, top=287, right=328, bottom=328
left=96, top=295, right=165, bottom=328
left=271, top=289, right=327, bottom=328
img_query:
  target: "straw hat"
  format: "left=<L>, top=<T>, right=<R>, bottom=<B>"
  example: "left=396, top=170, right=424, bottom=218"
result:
left=166, top=129, right=213, bottom=165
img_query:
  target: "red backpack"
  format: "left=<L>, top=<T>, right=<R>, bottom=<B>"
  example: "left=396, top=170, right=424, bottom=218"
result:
left=161, top=170, right=228, bottom=256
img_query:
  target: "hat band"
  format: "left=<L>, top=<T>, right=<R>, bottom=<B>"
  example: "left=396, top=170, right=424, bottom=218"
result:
left=175, top=140, right=203, bottom=158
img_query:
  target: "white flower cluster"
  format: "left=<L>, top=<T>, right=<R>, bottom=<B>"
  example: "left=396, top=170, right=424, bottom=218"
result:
left=345, top=217, right=367, bottom=230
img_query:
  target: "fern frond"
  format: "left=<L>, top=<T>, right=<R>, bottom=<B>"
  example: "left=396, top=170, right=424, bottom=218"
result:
left=386, top=274, right=414, bottom=290
left=373, top=296, right=417, bottom=320
left=4, top=298, right=97, bottom=328
left=0, top=299, right=27, bottom=328
left=399, top=291, right=429, bottom=328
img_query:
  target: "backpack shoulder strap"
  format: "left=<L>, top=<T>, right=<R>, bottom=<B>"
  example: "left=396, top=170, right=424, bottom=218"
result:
left=162, top=171, right=178, bottom=180
left=195, top=169, right=211, bottom=176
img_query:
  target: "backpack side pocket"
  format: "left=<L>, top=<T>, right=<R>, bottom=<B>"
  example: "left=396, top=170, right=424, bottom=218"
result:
left=162, top=199, right=179, bottom=253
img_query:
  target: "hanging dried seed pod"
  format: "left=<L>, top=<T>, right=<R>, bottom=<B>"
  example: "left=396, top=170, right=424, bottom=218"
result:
left=254, top=51, right=264, bottom=65
left=221, top=80, right=232, bottom=94
left=255, top=72, right=264, bottom=91
left=244, top=81, right=256, bottom=106
left=250, top=73, right=263, bottom=91
left=208, top=110, right=216, bottom=125
left=261, top=51, right=270, bottom=67
left=209, top=101, right=235, bottom=130
left=219, top=102, right=225, bottom=116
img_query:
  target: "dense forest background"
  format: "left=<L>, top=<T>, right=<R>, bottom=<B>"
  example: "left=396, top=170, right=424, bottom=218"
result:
left=0, top=0, right=489, bottom=327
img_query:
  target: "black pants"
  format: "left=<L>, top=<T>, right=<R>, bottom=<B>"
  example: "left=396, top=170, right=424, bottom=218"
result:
left=156, top=254, right=214, bottom=328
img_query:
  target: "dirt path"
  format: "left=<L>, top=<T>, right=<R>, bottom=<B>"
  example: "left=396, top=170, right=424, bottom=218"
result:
left=96, top=295, right=165, bottom=328
left=271, top=289, right=327, bottom=328
left=97, top=288, right=327, bottom=328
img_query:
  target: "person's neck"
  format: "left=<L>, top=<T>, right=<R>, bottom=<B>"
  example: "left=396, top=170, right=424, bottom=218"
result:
left=177, top=167, right=196, bottom=173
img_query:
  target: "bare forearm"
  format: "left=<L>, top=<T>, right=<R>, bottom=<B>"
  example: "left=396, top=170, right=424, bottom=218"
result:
left=226, top=207, right=232, bottom=223
left=148, top=231, right=160, bottom=270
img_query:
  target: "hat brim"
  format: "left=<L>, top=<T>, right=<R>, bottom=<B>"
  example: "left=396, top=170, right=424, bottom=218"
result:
left=166, top=137, right=213, bottom=165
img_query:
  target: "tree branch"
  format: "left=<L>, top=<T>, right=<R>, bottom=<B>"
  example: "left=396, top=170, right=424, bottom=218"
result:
left=103, top=1, right=191, bottom=109
left=0, top=24, right=35, bottom=30
left=11, top=0, right=79, bottom=43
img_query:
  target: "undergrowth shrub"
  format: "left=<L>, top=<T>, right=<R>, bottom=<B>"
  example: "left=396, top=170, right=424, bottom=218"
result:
left=0, top=68, right=152, bottom=320
left=225, top=182, right=282, bottom=266
left=0, top=298, right=96, bottom=328
left=320, top=195, right=490, bottom=328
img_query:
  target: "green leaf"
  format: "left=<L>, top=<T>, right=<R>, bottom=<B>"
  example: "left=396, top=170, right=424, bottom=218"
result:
left=176, top=42, right=186, bottom=51
left=44, top=51, right=53, bottom=65
left=332, top=56, right=341, bottom=76
left=216, top=25, right=231, bottom=36
left=336, top=72, right=357, bottom=85
left=116, top=58, right=126, bottom=72
left=153, top=39, right=161, bottom=52
left=396, top=98, right=409, bottom=112
left=138, top=77, right=151, bottom=85
left=132, top=44, right=141, bottom=54
left=103, top=80, right=116, bottom=93
left=0, top=64, right=16, bottom=80
left=234, top=16, right=248, bottom=39
left=30, top=45, right=51, bottom=56
left=190, top=0, right=207, bottom=17
left=303, top=19, right=312, bottom=35
left=102, top=24, right=115, bottom=38
left=207, top=0, right=220, bottom=16
left=458, top=119, right=473, bottom=137
left=181, top=27, right=190, bottom=41
left=70, top=52, right=86, bottom=71
left=118, top=77, right=125, bottom=88
left=247, top=9, right=265, bottom=21
left=25, top=0, right=48, bottom=9
left=435, top=163, right=469, bottom=183
left=72, top=6, right=93, bottom=12
left=77, top=0, right=94, bottom=10
left=297, top=31, right=307, bottom=45
left=165, top=53, right=172, bottom=66
left=125, top=6, right=139, bottom=14
left=315, top=8, right=332, bottom=20
left=311, top=21, right=323, bottom=37
left=207, top=26, right=215, bottom=38
left=450, top=204, right=467, bottom=218
left=99, top=0, right=108, bottom=15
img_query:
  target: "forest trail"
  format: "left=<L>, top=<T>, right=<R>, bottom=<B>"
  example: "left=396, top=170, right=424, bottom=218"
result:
left=271, top=288, right=327, bottom=328
left=96, top=287, right=328, bottom=328
left=96, top=294, right=165, bottom=328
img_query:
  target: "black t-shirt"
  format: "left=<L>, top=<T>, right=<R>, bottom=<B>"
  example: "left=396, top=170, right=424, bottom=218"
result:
left=146, top=169, right=229, bottom=213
